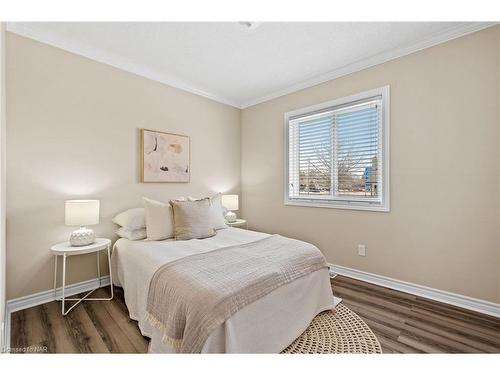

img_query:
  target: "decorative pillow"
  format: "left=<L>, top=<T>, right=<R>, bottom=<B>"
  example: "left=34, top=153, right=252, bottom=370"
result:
left=187, top=194, right=228, bottom=230
left=143, top=197, right=175, bottom=240
left=170, top=198, right=216, bottom=240
left=112, top=208, right=146, bottom=231
left=115, top=227, right=147, bottom=241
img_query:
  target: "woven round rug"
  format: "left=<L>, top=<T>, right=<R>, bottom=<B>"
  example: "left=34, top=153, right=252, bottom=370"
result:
left=282, top=304, right=382, bottom=354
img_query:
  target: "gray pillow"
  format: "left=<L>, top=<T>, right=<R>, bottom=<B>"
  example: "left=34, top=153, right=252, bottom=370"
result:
left=170, top=198, right=216, bottom=240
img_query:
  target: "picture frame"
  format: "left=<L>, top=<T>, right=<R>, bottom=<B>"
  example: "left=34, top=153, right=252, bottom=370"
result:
left=140, top=128, right=190, bottom=182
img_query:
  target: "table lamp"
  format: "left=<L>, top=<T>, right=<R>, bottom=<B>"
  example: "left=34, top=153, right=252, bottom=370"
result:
left=65, top=200, right=100, bottom=246
left=221, top=194, right=238, bottom=223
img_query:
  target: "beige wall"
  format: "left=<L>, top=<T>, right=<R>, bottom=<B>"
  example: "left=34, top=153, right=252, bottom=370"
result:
left=6, top=26, right=500, bottom=304
left=497, top=27, right=500, bottom=304
left=242, top=26, right=500, bottom=303
left=6, top=33, right=241, bottom=299
left=1, top=23, right=6, bottom=345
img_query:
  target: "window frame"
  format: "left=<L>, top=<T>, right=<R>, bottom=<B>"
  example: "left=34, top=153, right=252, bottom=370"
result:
left=284, top=86, right=390, bottom=212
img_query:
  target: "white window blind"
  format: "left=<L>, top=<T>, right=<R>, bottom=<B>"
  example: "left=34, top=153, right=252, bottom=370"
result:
left=285, top=87, right=389, bottom=211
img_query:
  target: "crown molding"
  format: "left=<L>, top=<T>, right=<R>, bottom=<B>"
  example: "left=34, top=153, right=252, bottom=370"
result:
left=5, top=22, right=241, bottom=108
left=6, top=22, right=497, bottom=109
left=239, top=22, right=497, bottom=108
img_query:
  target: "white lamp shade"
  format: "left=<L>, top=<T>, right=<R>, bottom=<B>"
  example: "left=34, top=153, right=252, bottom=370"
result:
left=65, top=200, right=100, bottom=226
left=221, top=194, right=239, bottom=211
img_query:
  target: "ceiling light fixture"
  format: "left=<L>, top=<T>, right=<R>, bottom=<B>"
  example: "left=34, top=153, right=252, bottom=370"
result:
left=238, top=21, right=261, bottom=31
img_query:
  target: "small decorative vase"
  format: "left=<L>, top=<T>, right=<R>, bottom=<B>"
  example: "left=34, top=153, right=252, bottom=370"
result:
left=70, top=227, right=95, bottom=246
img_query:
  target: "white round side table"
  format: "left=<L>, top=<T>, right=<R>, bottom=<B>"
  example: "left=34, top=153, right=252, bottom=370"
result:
left=226, top=219, right=248, bottom=229
left=50, top=238, right=113, bottom=315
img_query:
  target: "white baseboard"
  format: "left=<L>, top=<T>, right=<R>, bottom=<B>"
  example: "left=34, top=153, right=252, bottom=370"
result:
left=0, top=322, right=4, bottom=353
left=3, top=276, right=110, bottom=351
left=329, top=264, right=500, bottom=319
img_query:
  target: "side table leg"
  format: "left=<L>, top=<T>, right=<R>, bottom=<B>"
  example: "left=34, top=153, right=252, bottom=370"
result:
left=97, top=250, right=101, bottom=288
left=62, top=253, right=67, bottom=315
left=53, top=255, right=58, bottom=299
left=107, top=245, right=113, bottom=300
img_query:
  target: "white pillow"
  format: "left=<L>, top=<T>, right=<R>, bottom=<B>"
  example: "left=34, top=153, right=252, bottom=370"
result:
left=143, top=197, right=175, bottom=240
left=187, top=194, right=227, bottom=230
left=112, top=208, right=145, bottom=231
left=115, top=227, right=147, bottom=241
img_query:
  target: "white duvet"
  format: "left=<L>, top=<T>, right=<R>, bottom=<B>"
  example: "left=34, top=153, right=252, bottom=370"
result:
left=111, top=228, right=337, bottom=353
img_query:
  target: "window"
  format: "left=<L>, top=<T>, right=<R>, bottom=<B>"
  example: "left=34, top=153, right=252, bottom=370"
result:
left=285, top=86, right=389, bottom=211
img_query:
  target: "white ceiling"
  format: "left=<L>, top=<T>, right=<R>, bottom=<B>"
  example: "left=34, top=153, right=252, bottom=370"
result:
left=7, top=22, right=495, bottom=108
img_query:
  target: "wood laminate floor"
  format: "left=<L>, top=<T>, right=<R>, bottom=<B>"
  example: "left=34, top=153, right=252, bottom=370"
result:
left=10, top=276, right=500, bottom=353
left=332, top=276, right=500, bottom=353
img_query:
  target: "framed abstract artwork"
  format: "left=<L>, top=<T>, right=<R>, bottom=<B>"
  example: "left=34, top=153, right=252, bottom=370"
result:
left=141, top=129, right=190, bottom=182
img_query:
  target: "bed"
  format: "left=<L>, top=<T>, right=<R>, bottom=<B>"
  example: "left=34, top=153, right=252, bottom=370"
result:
left=111, top=227, right=337, bottom=353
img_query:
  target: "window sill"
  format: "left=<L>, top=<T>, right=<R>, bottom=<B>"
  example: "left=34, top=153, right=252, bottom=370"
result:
left=284, top=198, right=390, bottom=212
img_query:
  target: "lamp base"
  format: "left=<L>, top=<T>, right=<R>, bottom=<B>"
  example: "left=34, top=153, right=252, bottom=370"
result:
left=70, top=227, right=95, bottom=246
left=225, top=211, right=237, bottom=223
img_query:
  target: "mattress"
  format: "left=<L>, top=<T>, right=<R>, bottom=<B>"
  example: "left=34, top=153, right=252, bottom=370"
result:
left=111, top=227, right=337, bottom=353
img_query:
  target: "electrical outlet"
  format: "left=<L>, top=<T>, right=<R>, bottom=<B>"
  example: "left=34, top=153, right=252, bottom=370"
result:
left=358, top=244, right=366, bottom=256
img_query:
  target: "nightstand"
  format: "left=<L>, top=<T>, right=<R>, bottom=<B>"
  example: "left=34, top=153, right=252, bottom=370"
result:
left=50, top=238, right=113, bottom=315
left=226, top=219, right=248, bottom=229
